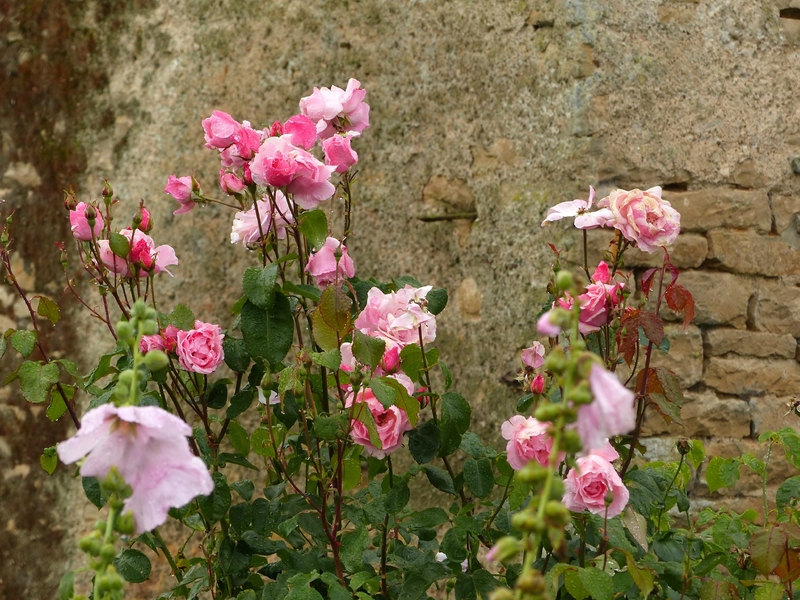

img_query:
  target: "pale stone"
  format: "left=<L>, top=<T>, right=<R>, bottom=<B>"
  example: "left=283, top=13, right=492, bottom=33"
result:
left=2, top=162, right=41, bottom=188
left=622, top=233, right=708, bottom=269
left=750, top=395, right=800, bottom=438
left=0, top=314, right=13, bottom=333
left=731, top=159, right=766, bottom=189
left=8, top=254, right=35, bottom=291
left=456, top=277, right=482, bottom=320
left=650, top=324, right=704, bottom=388
left=771, top=194, right=800, bottom=234
left=707, top=229, right=800, bottom=276
left=753, top=278, right=800, bottom=337
left=659, top=270, right=753, bottom=329
left=642, top=389, right=750, bottom=438
left=422, top=176, right=476, bottom=212
left=705, top=356, right=800, bottom=396
left=664, top=189, right=771, bottom=233
left=703, top=329, right=797, bottom=358
left=657, top=4, right=697, bottom=24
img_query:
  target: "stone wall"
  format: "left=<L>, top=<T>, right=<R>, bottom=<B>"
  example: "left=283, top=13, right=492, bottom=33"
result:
left=2, top=0, right=800, bottom=597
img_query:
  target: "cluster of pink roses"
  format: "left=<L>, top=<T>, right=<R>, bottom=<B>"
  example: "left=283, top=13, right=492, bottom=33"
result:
left=542, top=185, right=681, bottom=254
left=140, top=320, right=225, bottom=375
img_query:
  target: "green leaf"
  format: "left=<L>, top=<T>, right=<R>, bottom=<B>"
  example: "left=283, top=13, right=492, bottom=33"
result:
left=440, top=360, right=453, bottom=391
left=311, top=349, right=342, bottom=371
left=230, top=480, right=255, bottom=502
left=777, top=476, right=800, bottom=512
left=312, top=286, right=353, bottom=352
left=648, top=393, right=682, bottom=425
left=205, top=380, right=228, bottom=410
left=59, top=570, right=74, bottom=600
left=241, top=295, right=295, bottom=368
left=298, top=209, right=329, bottom=250
left=408, top=420, right=441, bottom=464
left=423, top=465, right=456, bottom=495
left=226, top=389, right=255, bottom=419
left=35, top=295, right=60, bottom=325
left=426, top=288, right=448, bottom=315
left=439, top=392, right=471, bottom=456
left=463, top=457, right=494, bottom=499
left=243, top=264, right=279, bottom=310
left=47, top=384, right=72, bottom=420
left=740, top=452, right=765, bottom=477
left=18, top=360, right=59, bottom=403
left=400, top=344, right=423, bottom=383
left=384, top=479, right=410, bottom=514
left=706, top=456, right=740, bottom=493
left=0, top=334, right=6, bottom=361
left=169, top=304, right=195, bottom=331
left=343, top=458, right=361, bottom=491
left=687, top=439, right=705, bottom=470
left=340, top=528, right=369, bottom=573
left=577, top=567, right=614, bottom=600
left=219, top=539, right=251, bottom=575
left=198, top=472, right=231, bottom=524
left=226, top=420, right=250, bottom=456
left=114, top=548, right=151, bottom=583
left=108, top=231, right=130, bottom=258
left=369, top=376, right=419, bottom=425
left=441, top=527, right=468, bottom=562
left=251, top=426, right=276, bottom=457
left=699, top=579, right=738, bottom=600
left=82, top=476, right=107, bottom=508
left=10, top=330, right=36, bottom=357
left=776, top=427, right=800, bottom=468
left=222, top=337, right=250, bottom=373
left=564, top=568, right=588, bottom=600
left=750, top=525, right=789, bottom=577
left=352, top=330, right=386, bottom=371
left=404, top=507, right=449, bottom=530
left=283, top=281, right=322, bottom=302
left=313, top=415, right=343, bottom=441
left=472, top=569, right=499, bottom=600
left=516, top=393, right=535, bottom=413
left=40, top=446, right=58, bottom=475
left=230, top=294, right=247, bottom=315
left=218, top=452, right=258, bottom=470
left=755, top=582, right=787, bottom=600
left=351, top=400, right=382, bottom=450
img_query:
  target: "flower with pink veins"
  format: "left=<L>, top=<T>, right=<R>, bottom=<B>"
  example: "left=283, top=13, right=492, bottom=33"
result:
left=305, top=237, right=356, bottom=289
left=576, top=364, right=636, bottom=454
left=230, top=192, right=295, bottom=246
left=541, top=186, right=614, bottom=229
left=57, top=404, right=214, bottom=533
left=299, top=78, right=370, bottom=140
left=596, top=186, right=681, bottom=253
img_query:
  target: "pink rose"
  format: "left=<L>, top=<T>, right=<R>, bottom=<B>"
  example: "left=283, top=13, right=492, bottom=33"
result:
left=230, top=192, right=294, bottom=246
left=133, top=206, right=152, bottom=232
left=501, top=415, right=561, bottom=470
left=165, top=175, right=196, bottom=216
left=69, top=202, right=104, bottom=241
left=541, top=186, right=614, bottom=229
left=162, top=324, right=179, bottom=353
left=530, top=373, right=545, bottom=394
left=299, top=78, right=370, bottom=140
left=202, top=110, right=240, bottom=149
left=596, top=186, right=680, bottom=253
left=346, top=374, right=413, bottom=458
left=140, top=333, right=167, bottom=354
left=521, top=342, right=546, bottom=369
left=354, top=285, right=436, bottom=351
left=305, top=237, right=356, bottom=288
left=219, top=169, right=246, bottom=194
left=322, top=133, right=359, bottom=173
left=563, top=442, right=629, bottom=518
left=233, top=122, right=262, bottom=160
left=57, top=404, right=213, bottom=533
left=576, top=365, right=636, bottom=454
left=176, top=320, right=225, bottom=375
left=283, top=114, right=317, bottom=150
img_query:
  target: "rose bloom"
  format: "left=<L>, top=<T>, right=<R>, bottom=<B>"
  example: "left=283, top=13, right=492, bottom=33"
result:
left=322, top=133, right=359, bottom=173
left=563, top=441, right=629, bottom=518
left=345, top=374, right=413, bottom=458
left=501, top=415, right=562, bottom=470
left=521, top=342, right=546, bottom=369
left=597, top=186, right=680, bottom=253
left=353, top=285, right=436, bottom=351
left=230, top=192, right=294, bottom=246
left=541, top=186, right=613, bottom=230
left=165, top=175, right=196, bottom=216
left=139, top=324, right=179, bottom=355
left=575, top=262, right=624, bottom=334
left=283, top=114, right=317, bottom=150
left=339, top=342, right=400, bottom=376
left=219, top=169, right=245, bottom=194
left=299, top=78, right=370, bottom=139
left=97, top=229, right=178, bottom=278
left=305, top=237, right=356, bottom=288
left=57, top=404, right=214, bottom=533
left=202, top=110, right=240, bottom=149
left=576, top=364, right=636, bottom=453
left=176, top=320, right=225, bottom=374
left=70, top=202, right=104, bottom=240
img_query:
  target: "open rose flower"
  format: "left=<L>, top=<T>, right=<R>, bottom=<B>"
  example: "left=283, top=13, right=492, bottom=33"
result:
left=305, top=237, right=356, bottom=288
left=299, top=78, right=370, bottom=140
left=354, top=285, right=436, bottom=352
left=596, top=186, right=680, bottom=253
left=176, top=320, right=225, bottom=374
left=563, top=441, right=629, bottom=518
left=541, top=186, right=613, bottom=229
left=576, top=364, right=636, bottom=453
left=69, top=202, right=104, bottom=240
left=230, top=192, right=294, bottom=246
left=521, top=342, right=546, bottom=369
left=501, top=415, right=562, bottom=470
left=345, top=374, right=413, bottom=458
left=322, top=132, right=359, bottom=173
left=97, top=229, right=178, bottom=278
left=57, top=404, right=214, bottom=533
left=283, top=114, right=317, bottom=150
left=574, top=262, right=624, bottom=334
left=165, top=175, right=197, bottom=216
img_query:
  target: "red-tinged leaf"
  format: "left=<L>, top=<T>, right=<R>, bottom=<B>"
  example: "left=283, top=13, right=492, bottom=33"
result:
left=665, top=260, right=679, bottom=288
left=654, top=367, right=683, bottom=407
left=617, top=310, right=640, bottom=366
left=698, top=579, right=739, bottom=600
left=638, top=311, right=665, bottom=346
left=548, top=243, right=560, bottom=257
left=773, top=545, right=800, bottom=583
left=641, top=268, right=658, bottom=299
left=665, top=283, right=695, bottom=327
left=636, top=367, right=663, bottom=396
left=648, top=393, right=683, bottom=425
left=750, top=525, right=789, bottom=577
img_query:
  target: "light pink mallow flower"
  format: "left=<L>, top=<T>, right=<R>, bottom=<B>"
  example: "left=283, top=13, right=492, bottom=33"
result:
left=57, top=404, right=213, bottom=533
left=576, top=365, right=636, bottom=454
left=70, top=202, right=104, bottom=241
left=501, top=415, right=562, bottom=470
left=322, top=132, right=359, bottom=173
left=537, top=310, right=562, bottom=337
left=299, top=78, right=370, bottom=140
left=283, top=114, right=317, bottom=150
left=563, top=441, right=629, bottom=518
left=305, top=237, right=356, bottom=288
left=202, top=110, right=240, bottom=149
left=354, top=285, right=436, bottom=351
left=176, top=320, right=225, bottom=375
left=230, top=192, right=294, bottom=246
left=596, top=186, right=680, bottom=253
left=521, top=342, right=546, bottom=369
left=541, top=186, right=614, bottom=229
left=249, top=136, right=336, bottom=209
left=345, top=374, right=414, bottom=458
left=165, top=175, right=196, bottom=216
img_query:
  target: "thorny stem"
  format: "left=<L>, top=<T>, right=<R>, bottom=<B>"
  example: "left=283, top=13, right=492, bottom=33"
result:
left=380, top=456, right=394, bottom=597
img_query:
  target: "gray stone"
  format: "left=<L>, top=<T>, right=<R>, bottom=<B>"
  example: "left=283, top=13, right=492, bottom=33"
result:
left=707, top=229, right=800, bottom=276
left=703, top=328, right=797, bottom=359
left=664, top=189, right=771, bottom=233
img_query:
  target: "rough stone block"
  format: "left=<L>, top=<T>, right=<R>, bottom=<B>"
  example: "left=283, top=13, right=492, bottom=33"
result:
left=750, top=395, right=800, bottom=438
left=659, top=270, right=753, bottom=329
left=664, top=189, right=771, bottom=233
left=771, top=194, right=800, bottom=235
left=753, top=278, right=800, bottom=337
left=703, top=328, right=797, bottom=359
left=707, top=229, right=800, bottom=276
left=705, top=356, right=800, bottom=396
left=650, top=324, right=704, bottom=388
left=642, top=389, right=750, bottom=438
left=620, top=233, right=708, bottom=269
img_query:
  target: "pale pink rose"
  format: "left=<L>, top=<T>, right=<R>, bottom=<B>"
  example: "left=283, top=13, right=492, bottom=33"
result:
left=230, top=192, right=294, bottom=246
left=346, top=374, right=413, bottom=458
left=541, top=186, right=613, bottom=229
left=283, top=114, right=317, bottom=150
left=233, top=122, right=262, bottom=160
left=219, top=169, right=246, bottom=194
left=521, top=342, right=546, bottom=369
left=354, top=286, right=436, bottom=351
left=299, top=78, right=370, bottom=140
left=165, top=175, right=196, bottom=216
left=339, top=341, right=400, bottom=376
left=57, top=404, right=213, bottom=533
left=563, top=442, right=629, bottom=518
left=249, top=136, right=336, bottom=209
left=202, top=110, right=240, bottom=149
left=305, top=237, right=356, bottom=288
left=176, top=320, right=224, bottom=375
left=597, top=186, right=680, bottom=253
left=139, top=334, right=166, bottom=354
left=576, top=365, right=636, bottom=453
left=501, top=415, right=561, bottom=470
left=70, top=202, right=104, bottom=241
left=530, top=373, right=546, bottom=394
left=322, top=133, right=359, bottom=173
left=97, top=239, right=127, bottom=275
left=576, top=265, right=624, bottom=334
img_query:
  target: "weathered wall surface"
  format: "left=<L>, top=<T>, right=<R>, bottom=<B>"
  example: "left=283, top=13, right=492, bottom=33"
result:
left=2, top=0, right=800, bottom=597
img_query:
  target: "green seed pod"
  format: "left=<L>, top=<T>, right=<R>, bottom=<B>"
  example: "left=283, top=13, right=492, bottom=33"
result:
left=544, top=500, right=571, bottom=525
left=570, top=383, right=592, bottom=405
left=140, top=319, right=158, bottom=336
left=534, top=403, right=561, bottom=423
left=78, top=535, right=101, bottom=556
left=516, top=572, right=546, bottom=595
left=511, top=511, right=543, bottom=533
left=116, top=321, right=134, bottom=341
left=115, top=513, right=135, bottom=535
left=555, top=270, right=574, bottom=293
left=516, top=462, right=548, bottom=485
left=113, top=382, right=130, bottom=400
left=490, top=588, right=515, bottom=600
left=132, top=300, right=148, bottom=319
left=143, top=350, right=169, bottom=371
left=118, top=370, right=135, bottom=386
left=99, top=543, right=117, bottom=562
left=543, top=348, right=567, bottom=374
left=561, top=429, right=583, bottom=454
left=548, top=478, right=565, bottom=500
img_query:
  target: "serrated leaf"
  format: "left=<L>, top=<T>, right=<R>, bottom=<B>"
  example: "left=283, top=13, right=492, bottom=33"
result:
left=18, top=360, right=59, bottom=403
left=283, top=281, right=322, bottom=302
left=755, top=582, right=788, bottom=600
left=441, top=527, right=468, bottom=562
left=352, top=330, right=385, bottom=371
left=343, top=457, right=361, bottom=491
left=351, top=399, right=382, bottom=450
left=706, top=456, right=740, bottom=493
left=226, top=420, right=250, bottom=456
left=408, top=420, right=441, bottom=464
left=169, top=304, right=195, bottom=331
left=385, top=479, right=410, bottom=514
left=439, top=392, right=471, bottom=456
left=298, top=209, right=329, bottom=250
left=370, top=376, right=418, bottom=426
left=82, top=476, right=107, bottom=508
left=687, top=439, right=705, bottom=470
left=340, top=528, right=369, bottom=573
left=399, top=344, right=423, bottom=383
left=114, top=548, right=151, bottom=583
left=243, top=264, right=278, bottom=310
left=241, top=295, right=294, bottom=368
left=463, top=457, right=494, bottom=499
left=251, top=426, right=276, bottom=458
left=10, top=329, right=36, bottom=357
left=109, top=231, right=130, bottom=258
left=638, top=311, right=664, bottom=346
left=578, top=567, right=614, bottom=600
left=226, top=389, right=255, bottom=419
left=665, top=283, right=695, bottom=327
left=777, top=476, right=800, bottom=513
left=35, top=295, right=60, bottom=325
left=222, top=337, right=250, bottom=373
left=47, top=384, right=73, bottom=420
left=198, top=472, right=231, bottom=523
left=312, top=286, right=352, bottom=352
left=311, top=348, right=342, bottom=371
left=440, top=360, right=453, bottom=391
left=427, top=288, right=448, bottom=315
left=648, top=393, right=682, bottom=425
left=750, top=525, right=789, bottom=577
left=423, top=465, right=456, bottom=495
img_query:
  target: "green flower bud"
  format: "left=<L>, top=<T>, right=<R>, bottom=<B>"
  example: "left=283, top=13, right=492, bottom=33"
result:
left=118, top=370, right=135, bottom=386
left=487, top=536, right=522, bottom=563
left=143, top=350, right=169, bottom=371
left=544, top=500, right=571, bottom=526
left=132, top=300, right=148, bottom=319
left=115, top=513, right=135, bottom=535
left=549, top=478, right=565, bottom=500
left=99, top=543, right=117, bottom=562
left=140, top=319, right=159, bottom=336
left=116, top=321, right=134, bottom=342
left=561, top=429, right=583, bottom=454
left=511, top=511, right=544, bottom=533
left=113, top=382, right=130, bottom=400
left=534, top=402, right=561, bottom=423
left=516, top=572, right=545, bottom=595
left=516, top=461, right=548, bottom=485
left=543, top=348, right=567, bottom=374
left=490, top=588, right=515, bottom=600
left=102, top=179, right=114, bottom=199
left=78, top=535, right=102, bottom=556
left=676, top=438, right=691, bottom=456
left=570, top=382, right=592, bottom=405
left=555, top=270, right=574, bottom=293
